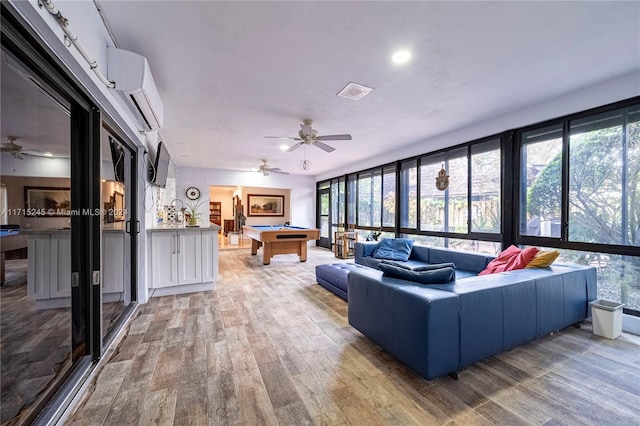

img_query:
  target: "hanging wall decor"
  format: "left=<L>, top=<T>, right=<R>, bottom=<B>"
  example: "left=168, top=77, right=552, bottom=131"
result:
left=435, top=163, right=449, bottom=191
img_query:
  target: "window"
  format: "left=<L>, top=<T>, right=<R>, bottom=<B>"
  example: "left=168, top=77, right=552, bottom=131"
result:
left=382, top=165, right=396, bottom=227
left=400, top=160, right=417, bottom=228
left=357, top=169, right=381, bottom=227
left=419, top=154, right=445, bottom=231
left=401, top=233, right=445, bottom=247
left=346, top=174, right=357, bottom=228
left=471, top=139, right=501, bottom=233
left=419, top=148, right=468, bottom=233
left=568, top=108, right=639, bottom=246
left=319, top=98, right=639, bottom=316
left=519, top=103, right=640, bottom=315
left=330, top=177, right=345, bottom=227
left=520, top=124, right=563, bottom=238
left=520, top=106, right=640, bottom=245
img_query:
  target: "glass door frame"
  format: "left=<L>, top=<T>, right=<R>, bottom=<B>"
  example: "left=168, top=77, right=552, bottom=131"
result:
left=317, top=185, right=331, bottom=249
left=100, top=124, right=139, bottom=347
left=0, top=3, right=136, bottom=422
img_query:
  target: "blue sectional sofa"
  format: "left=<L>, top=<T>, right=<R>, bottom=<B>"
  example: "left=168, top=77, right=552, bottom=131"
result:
left=348, top=242, right=597, bottom=380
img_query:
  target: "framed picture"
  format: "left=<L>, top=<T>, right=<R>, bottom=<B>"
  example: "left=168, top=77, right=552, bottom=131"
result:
left=113, top=191, right=125, bottom=221
left=247, top=194, right=284, bottom=217
left=24, top=187, right=71, bottom=216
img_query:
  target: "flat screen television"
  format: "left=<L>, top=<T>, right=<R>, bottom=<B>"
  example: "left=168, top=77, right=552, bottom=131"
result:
left=150, top=141, right=170, bottom=188
left=109, top=136, right=125, bottom=183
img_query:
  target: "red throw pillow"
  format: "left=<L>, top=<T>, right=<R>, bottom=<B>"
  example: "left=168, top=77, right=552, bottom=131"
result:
left=478, top=245, right=521, bottom=275
left=504, top=247, right=539, bottom=271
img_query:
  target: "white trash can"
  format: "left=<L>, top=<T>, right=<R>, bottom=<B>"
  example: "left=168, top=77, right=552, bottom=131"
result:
left=589, top=300, right=624, bottom=339
left=228, top=231, right=240, bottom=245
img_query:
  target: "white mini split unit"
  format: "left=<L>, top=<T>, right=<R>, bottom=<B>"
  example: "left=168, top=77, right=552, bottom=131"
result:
left=107, top=47, right=164, bottom=131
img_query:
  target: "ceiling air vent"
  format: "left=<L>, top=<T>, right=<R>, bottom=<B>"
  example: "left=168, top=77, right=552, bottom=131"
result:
left=337, top=82, right=373, bottom=101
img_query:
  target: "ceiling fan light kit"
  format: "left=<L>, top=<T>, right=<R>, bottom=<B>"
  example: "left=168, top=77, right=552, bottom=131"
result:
left=265, top=119, right=352, bottom=154
left=299, top=159, right=312, bottom=171
left=255, top=159, right=289, bottom=176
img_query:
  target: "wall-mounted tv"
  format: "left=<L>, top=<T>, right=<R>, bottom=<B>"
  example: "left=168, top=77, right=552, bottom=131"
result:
left=109, top=136, right=125, bottom=183
left=149, top=141, right=170, bottom=188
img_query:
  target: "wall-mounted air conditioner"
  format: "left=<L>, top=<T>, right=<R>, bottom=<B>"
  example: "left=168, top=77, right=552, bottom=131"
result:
left=107, top=47, right=164, bottom=131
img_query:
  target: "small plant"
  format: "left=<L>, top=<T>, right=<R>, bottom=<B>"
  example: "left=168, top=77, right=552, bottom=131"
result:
left=186, top=201, right=205, bottom=226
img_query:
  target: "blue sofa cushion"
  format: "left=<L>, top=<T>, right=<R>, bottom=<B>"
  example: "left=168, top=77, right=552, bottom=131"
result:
left=379, top=262, right=455, bottom=284
left=382, top=259, right=456, bottom=272
left=372, top=238, right=414, bottom=261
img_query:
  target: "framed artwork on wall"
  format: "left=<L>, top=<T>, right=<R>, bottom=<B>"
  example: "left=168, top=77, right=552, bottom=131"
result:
left=113, top=191, right=125, bottom=221
left=24, top=187, right=71, bottom=216
left=247, top=194, right=284, bottom=217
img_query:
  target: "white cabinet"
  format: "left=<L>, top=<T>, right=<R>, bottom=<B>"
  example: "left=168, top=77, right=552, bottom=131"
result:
left=177, top=232, right=202, bottom=285
left=28, top=232, right=71, bottom=302
left=151, top=232, right=178, bottom=288
left=149, top=228, right=219, bottom=293
left=201, top=230, right=219, bottom=283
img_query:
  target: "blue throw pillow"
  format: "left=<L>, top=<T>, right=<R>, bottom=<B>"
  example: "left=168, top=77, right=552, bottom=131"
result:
left=379, top=262, right=455, bottom=284
left=372, top=238, right=414, bottom=261
left=381, top=259, right=456, bottom=271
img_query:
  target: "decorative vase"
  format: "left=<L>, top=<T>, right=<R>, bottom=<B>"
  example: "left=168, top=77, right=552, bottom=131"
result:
left=187, top=217, right=198, bottom=227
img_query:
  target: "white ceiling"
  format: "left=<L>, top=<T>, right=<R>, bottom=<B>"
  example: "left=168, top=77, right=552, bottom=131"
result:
left=7, top=1, right=640, bottom=177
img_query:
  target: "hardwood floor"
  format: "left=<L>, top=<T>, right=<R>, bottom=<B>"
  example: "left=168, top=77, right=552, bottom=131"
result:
left=218, top=232, right=253, bottom=251
left=67, top=247, right=640, bottom=425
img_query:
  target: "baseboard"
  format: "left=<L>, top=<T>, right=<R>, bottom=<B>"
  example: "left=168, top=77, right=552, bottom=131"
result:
left=622, top=313, right=640, bottom=335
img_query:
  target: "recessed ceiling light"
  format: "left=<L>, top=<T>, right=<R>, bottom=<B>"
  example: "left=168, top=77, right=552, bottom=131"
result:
left=337, top=82, right=374, bottom=101
left=43, top=152, right=53, bottom=157
left=280, top=144, right=289, bottom=151
left=391, top=50, right=411, bottom=64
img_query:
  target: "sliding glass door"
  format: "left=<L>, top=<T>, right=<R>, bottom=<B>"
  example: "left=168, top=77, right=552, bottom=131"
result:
left=1, top=4, right=139, bottom=423
left=100, top=128, right=137, bottom=342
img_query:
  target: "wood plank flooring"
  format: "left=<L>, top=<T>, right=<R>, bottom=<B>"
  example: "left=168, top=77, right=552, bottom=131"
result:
left=68, top=247, right=640, bottom=425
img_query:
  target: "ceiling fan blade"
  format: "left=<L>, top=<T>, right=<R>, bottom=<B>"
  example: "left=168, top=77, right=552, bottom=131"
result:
left=270, top=167, right=289, bottom=175
left=313, top=141, right=336, bottom=153
left=286, top=142, right=304, bottom=152
left=300, top=123, right=313, bottom=137
left=22, top=150, right=54, bottom=158
left=264, top=136, right=302, bottom=140
left=316, top=134, right=352, bottom=141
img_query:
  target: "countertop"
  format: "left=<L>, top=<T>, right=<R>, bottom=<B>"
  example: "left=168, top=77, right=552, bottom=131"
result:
left=19, top=225, right=126, bottom=234
left=148, top=223, right=222, bottom=232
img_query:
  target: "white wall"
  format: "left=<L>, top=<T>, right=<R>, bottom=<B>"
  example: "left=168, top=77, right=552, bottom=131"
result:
left=1, top=155, right=70, bottom=178
left=316, top=71, right=640, bottom=181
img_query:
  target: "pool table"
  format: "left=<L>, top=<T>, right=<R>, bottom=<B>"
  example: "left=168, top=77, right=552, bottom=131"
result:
left=243, top=225, right=320, bottom=265
left=1, top=229, right=28, bottom=285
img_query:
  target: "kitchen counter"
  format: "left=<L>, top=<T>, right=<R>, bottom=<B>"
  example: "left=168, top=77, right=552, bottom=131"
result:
left=148, top=223, right=222, bottom=232
left=147, top=225, right=220, bottom=296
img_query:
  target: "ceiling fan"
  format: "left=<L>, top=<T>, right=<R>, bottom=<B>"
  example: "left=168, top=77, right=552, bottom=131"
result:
left=255, top=159, right=289, bottom=176
left=0, top=136, right=54, bottom=159
left=265, top=119, right=352, bottom=153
